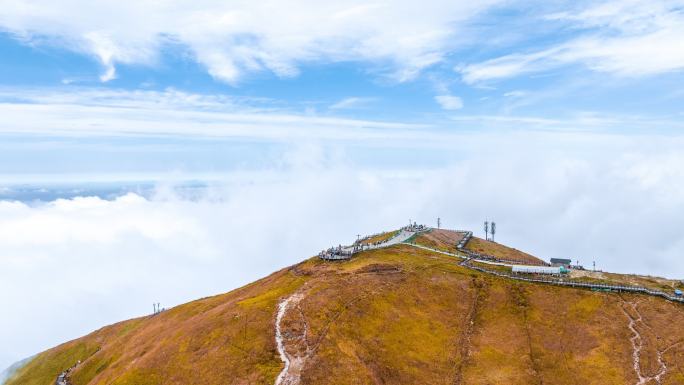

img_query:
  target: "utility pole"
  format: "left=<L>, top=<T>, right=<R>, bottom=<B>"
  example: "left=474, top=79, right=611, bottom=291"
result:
left=437, top=217, right=441, bottom=229
left=484, top=221, right=489, bottom=241
left=491, top=222, right=496, bottom=242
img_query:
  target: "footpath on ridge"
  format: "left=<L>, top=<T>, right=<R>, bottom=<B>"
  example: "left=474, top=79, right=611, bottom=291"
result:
left=401, top=240, right=684, bottom=305
left=319, top=226, right=684, bottom=305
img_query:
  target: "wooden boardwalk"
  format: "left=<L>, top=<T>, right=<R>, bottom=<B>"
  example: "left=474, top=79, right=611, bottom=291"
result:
left=404, top=243, right=684, bottom=305
left=319, top=227, right=427, bottom=261
left=319, top=229, right=684, bottom=305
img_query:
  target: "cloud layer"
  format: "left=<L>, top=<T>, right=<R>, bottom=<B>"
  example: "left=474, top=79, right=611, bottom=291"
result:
left=0, top=0, right=502, bottom=83
left=2, top=0, right=682, bottom=86
left=2, top=134, right=684, bottom=371
left=460, top=0, right=684, bottom=83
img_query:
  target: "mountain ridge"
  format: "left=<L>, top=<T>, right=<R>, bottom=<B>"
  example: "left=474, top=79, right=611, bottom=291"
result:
left=6, top=228, right=684, bottom=385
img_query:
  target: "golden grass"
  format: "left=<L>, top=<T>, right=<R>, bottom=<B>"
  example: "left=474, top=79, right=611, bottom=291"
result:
left=6, top=340, right=101, bottom=385
left=11, top=243, right=684, bottom=385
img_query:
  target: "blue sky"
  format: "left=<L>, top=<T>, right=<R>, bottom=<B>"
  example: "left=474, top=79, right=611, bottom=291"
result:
left=0, top=0, right=683, bottom=163
left=1, top=0, right=684, bottom=375
left=1, top=1, right=683, bottom=169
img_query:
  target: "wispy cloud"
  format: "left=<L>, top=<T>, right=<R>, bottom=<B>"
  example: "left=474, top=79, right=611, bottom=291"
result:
left=329, top=97, right=376, bottom=110
left=459, top=0, right=684, bottom=84
left=0, top=87, right=432, bottom=142
left=0, top=0, right=504, bottom=84
left=1, top=87, right=682, bottom=148
left=434, top=94, right=463, bottom=110
left=448, top=112, right=684, bottom=132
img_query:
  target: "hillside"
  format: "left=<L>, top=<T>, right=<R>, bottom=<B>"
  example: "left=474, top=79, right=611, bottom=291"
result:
left=6, top=228, right=684, bottom=385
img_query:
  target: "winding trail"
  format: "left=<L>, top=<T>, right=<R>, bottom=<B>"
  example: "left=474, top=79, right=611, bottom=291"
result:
left=53, top=360, right=80, bottom=385
left=453, top=278, right=486, bottom=385
left=621, top=301, right=647, bottom=385
left=312, top=228, right=681, bottom=384
left=406, top=242, right=516, bottom=267
left=621, top=299, right=669, bottom=385
left=406, top=243, right=684, bottom=305
left=320, top=228, right=424, bottom=260
left=56, top=373, right=68, bottom=385
left=635, top=303, right=669, bottom=384
left=275, top=292, right=307, bottom=385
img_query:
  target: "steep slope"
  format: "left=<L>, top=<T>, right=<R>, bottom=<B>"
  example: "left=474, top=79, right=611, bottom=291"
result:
left=464, top=236, right=545, bottom=265
left=0, top=357, right=32, bottom=385
left=411, top=229, right=545, bottom=265
left=7, top=237, right=684, bottom=385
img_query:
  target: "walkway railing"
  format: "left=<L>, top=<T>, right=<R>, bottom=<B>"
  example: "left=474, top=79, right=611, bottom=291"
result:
left=454, top=231, right=549, bottom=266
left=319, top=226, right=426, bottom=261
left=459, top=248, right=550, bottom=267
left=404, top=243, right=684, bottom=305
left=455, top=231, right=472, bottom=250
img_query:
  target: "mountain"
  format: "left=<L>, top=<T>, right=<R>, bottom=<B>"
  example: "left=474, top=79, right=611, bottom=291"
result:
left=0, top=357, right=33, bottom=385
left=6, top=228, right=684, bottom=385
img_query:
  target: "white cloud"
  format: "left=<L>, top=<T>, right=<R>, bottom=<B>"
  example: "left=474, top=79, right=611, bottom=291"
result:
left=503, top=90, right=527, bottom=98
left=459, top=0, right=684, bottom=83
left=2, top=134, right=684, bottom=372
left=435, top=94, right=463, bottom=110
left=329, top=97, right=376, bottom=110
left=0, top=87, right=432, bottom=143
left=0, top=0, right=503, bottom=83
left=0, top=87, right=681, bottom=151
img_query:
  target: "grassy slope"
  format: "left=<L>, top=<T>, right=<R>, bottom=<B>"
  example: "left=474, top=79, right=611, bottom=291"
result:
left=412, top=229, right=465, bottom=253
left=9, top=244, right=684, bottom=385
left=360, top=230, right=399, bottom=245
left=465, top=236, right=545, bottom=265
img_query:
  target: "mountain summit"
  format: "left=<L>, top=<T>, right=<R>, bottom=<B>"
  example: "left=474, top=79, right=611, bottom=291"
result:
left=6, top=227, right=684, bottom=385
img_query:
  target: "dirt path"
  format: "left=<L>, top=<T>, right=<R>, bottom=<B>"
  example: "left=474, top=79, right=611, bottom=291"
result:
left=453, top=278, right=486, bottom=385
left=620, top=299, right=669, bottom=385
left=621, top=301, right=646, bottom=385
left=634, top=304, right=668, bottom=384
left=511, top=285, right=544, bottom=385
left=275, top=292, right=308, bottom=385
left=54, top=360, right=80, bottom=385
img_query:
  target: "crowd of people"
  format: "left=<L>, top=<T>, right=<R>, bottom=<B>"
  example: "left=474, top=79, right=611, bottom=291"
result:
left=319, top=244, right=355, bottom=260
left=55, top=360, right=80, bottom=385
left=402, top=222, right=427, bottom=232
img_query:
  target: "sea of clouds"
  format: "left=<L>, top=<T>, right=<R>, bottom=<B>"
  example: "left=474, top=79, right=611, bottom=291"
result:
left=1, top=135, right=684, bottom=372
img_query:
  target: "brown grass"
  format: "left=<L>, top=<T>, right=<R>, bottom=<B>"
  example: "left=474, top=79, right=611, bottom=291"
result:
left=10, top=243, right=684, bottom=385
left=466, top=237, right=545, bottom=265
left=413, top=229, right=466, bottom=253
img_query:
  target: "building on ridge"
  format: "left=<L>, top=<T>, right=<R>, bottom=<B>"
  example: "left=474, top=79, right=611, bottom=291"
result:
left=550, top=258, right=572, bottom=268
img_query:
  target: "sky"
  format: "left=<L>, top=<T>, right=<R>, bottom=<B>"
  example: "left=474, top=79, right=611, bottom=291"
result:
left=1, top=0, right=684, bottom=374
